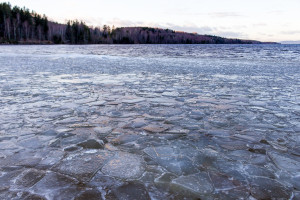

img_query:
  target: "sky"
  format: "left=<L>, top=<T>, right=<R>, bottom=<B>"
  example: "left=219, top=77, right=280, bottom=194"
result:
left=2, top=0, right=300, bottom=42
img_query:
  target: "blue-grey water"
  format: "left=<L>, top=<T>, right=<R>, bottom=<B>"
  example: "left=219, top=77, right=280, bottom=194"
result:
left=0, top=44, right=299, bottom=200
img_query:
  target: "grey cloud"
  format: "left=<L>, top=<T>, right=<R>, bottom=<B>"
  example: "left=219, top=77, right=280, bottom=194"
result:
left=162, top=24, right=247, bottom=39
left=281, top=30, right=300, bottom=35
left=252, top=23, right=267, bottom=27
left=209, top=12, right=244, bottom=18
left=212, top=31, right=247, bottom=39
left=107, top=19, right=141, bottom=27
left=163, top=11, right=245, bottom=18
left=267, top=10, right=284, bottom=15
left=165, top=24, right=215, bottom=34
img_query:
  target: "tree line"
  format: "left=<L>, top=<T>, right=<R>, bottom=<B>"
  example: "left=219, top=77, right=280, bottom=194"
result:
left=0, top=3, right=115, bottom=44
left=0, top=3, right=49, bottom=43
left=0, top=3, right=267, bottom=44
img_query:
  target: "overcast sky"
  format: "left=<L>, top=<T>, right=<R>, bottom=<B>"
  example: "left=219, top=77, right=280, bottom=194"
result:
left=3, top=0, right=300, bottom=42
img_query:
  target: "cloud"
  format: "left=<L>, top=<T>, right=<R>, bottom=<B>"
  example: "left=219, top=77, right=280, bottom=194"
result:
left=267, top=10, right=284, bottom=15
left=252, top=23, right=267, bottom=27
left=281, top=30, right=300, bottom=35
left=213, top=31, right=247, bottom=38
left=209, top=12, right=244, bottom=18
left=160, top=23, right=247, bottom=39
left=106, top=18, right=139, bottom=27
left=164, top=24, right=215, bottom=34
left=161, top=11, right=245, bottom=18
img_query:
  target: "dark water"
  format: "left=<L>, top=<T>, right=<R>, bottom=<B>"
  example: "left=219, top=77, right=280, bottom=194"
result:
left=0, top=44, right=299, bottom=200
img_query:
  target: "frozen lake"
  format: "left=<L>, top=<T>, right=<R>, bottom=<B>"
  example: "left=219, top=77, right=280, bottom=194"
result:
left=0, top=44, right=300, bottom=199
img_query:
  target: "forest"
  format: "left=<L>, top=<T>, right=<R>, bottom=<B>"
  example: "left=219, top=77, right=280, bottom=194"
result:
left=0, top=3, right=268, bottom=44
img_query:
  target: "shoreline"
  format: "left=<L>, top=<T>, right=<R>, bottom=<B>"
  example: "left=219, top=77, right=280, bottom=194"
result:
left=0, top=42, right=280, bottom=45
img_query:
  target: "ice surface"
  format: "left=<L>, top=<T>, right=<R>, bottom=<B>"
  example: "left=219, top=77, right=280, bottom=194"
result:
left=14, top=168, right=46, bottom=188
left=53, top=150, right=114, bottom=183
left=249, top=177, right=293, bottom=199
left=101, top=152, right=145, bottom=179
left=112, top=181, right=151, bottom=200
left=170, top=172, right=214, bottom=197
left=0, top=44, right=299, bottom=199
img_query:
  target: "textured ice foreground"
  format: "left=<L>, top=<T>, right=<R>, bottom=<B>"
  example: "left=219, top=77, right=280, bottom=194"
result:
left=0, top=44, right=300, bottom=200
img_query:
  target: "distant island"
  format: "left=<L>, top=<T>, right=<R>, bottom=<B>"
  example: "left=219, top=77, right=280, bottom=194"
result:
left=280, top=41, right=300, bottom=44
left=0, top=3, right=276, bottom=45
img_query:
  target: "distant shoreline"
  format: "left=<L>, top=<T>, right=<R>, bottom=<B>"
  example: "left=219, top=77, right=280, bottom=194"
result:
left=0, top=41, right=279, bottom=45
